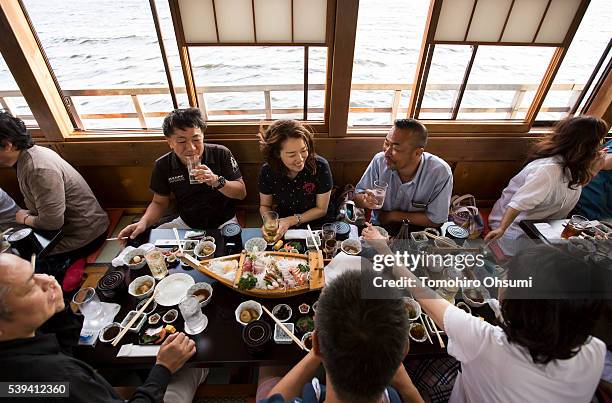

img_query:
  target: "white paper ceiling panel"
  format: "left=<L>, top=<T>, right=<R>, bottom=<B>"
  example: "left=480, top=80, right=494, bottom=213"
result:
left=536, top=0, right=581, bottom=44
left=293, top=0, right=327, bottom=43
left=215, top=0, right=255, bottom=43
left=254, top=0, right=292, bottom=42
left=435, top=0, right=475, bottom=41
left=501, top=0, right=549, bottom=43
left=178, top=0, right=218, bottom=43
left=466, top=0, right=512, bottom=42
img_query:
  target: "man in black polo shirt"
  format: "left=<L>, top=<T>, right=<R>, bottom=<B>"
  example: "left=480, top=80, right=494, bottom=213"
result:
left=118, top=108, right=246, bottom=240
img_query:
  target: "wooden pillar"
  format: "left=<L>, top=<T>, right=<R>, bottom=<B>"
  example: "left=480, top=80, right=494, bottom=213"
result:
left=328, top=0, right=359, bottom=137
left=0, top=0, right=73, bottom=140
left=583, top=67, right=612, bottom=129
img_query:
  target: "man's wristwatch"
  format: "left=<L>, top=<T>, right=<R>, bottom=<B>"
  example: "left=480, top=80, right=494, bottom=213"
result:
left=213, top=175, right=226, bottom=190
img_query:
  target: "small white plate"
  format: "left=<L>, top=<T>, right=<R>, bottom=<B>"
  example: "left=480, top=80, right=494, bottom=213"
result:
left=154, top=273, right=195, bottom=306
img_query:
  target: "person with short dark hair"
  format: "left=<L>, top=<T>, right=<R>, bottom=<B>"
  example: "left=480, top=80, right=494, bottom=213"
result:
left=355, top=119, right=452, bottom=228
left=0, top=253, right=207, bottom=403
left=257, top=270, right=423, bottom=403
left=485, top=115, right=608, bottom=255
left=118, top=108, right=247, bottom=240
left=258, top=120, right=333, bottom=238
left=0, top=112, right=109, bottom=280
left=364, top=228, right=607, bottom=403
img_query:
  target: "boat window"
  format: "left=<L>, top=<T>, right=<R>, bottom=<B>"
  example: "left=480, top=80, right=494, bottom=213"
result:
left=455, top=46, right=555, bottom=121
left=348, top=0, right=429, bottom=127
left=0, top=53, right=38, bottom=128
left=417, top=45, right=473, bottom=120
left=22, top=0, right=184, bottom=131
left=189, top=46, right=327, bottom=122
left=536, top=0, right=611, bottom=121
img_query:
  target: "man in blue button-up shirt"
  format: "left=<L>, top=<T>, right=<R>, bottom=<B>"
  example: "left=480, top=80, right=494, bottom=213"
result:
left=355, top=119, right=453, bottom=227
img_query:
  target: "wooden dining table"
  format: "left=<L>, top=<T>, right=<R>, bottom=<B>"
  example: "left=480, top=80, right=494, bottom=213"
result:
left=75, top=228, right=495, bottom=370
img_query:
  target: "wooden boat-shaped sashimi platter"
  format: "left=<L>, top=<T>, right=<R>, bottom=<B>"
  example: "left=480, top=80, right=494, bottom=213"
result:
left=182, top=250, right=325, bottom=298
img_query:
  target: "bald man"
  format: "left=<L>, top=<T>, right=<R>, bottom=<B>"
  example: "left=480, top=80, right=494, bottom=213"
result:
left=0, top=253, right=207, bottom=402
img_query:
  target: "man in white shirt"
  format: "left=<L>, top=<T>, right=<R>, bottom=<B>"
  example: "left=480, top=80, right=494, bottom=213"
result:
left=363, top=228, right=606, bottom=403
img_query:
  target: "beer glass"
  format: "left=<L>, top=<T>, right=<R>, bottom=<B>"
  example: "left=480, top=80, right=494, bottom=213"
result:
left=561, top=215, right=588, bottom=239
left=145, top=249, right=168, bottom=280
left=262, top=211, right=279, bottom=245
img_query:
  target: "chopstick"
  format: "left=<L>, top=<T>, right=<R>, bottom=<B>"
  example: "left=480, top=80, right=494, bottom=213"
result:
left=0, top=227, right=13, bottom=237
left=173, top=228, right=183, bottom=254
left=112, top=289, right=159, bottom=347
left=423, top=231, right=457, bottom=247
left=426, top=315, right=445, bottom=348
left=306, top=225, right=320, bottom=252
left=419, top=314, right=433, bottom=344
left=261, top=305, right=308, bottom=351
left=106, top=236, right=128, bottom=241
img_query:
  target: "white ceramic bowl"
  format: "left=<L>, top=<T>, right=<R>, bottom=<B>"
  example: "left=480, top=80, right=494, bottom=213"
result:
left=341, top=239, right=362, bottom=255
left=194, top=241, right=216, bottom=260
left=98, top=322, right=121, bottom=343
left=272, top=303, right=292, bottom=322
left=235, top=300, right=262, bottom=326
left=408, top=322, right=428, bottom=343
left=123, top=248, right=147, bottom=270
left=128, top=275, right=155, bottom=300
left=245, top=237, right=267, bottom=253
left=403, top=297, right=422, bottom=321
left=462, top=287, right=490, bottom=307
left=301, top=331, right=313, bottom=351
left=187, top=282, right=213, bottom=307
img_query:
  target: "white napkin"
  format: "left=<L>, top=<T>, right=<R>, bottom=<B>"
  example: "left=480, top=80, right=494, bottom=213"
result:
left=117, top=344, right=160, bottom=357
left=285, top=229, right=319, bottom=240
left=348, top=224, right=359, bottom=239
left=111, top=243, right=155, bottom=267
left=533, top=223, right=561, bottom=240
left=324, top=252, right=362, bottom=284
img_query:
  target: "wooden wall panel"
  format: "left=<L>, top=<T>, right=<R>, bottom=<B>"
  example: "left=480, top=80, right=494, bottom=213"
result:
left=453, top=161, right=524, bottom=205
left=1, top=136, right=535, bottom=210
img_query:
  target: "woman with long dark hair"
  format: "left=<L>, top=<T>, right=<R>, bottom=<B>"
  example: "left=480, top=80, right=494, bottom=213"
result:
left=484, top=115, right=608, bottom=255
left=258, top=120, right=334, bottom=239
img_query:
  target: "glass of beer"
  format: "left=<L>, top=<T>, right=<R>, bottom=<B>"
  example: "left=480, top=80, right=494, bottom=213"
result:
left=262, top=211, right=279, bottom=245
left=322, top=223, right=337, bottom=258
left=145, top=249, right=168, bottom=280
left=561, top=215, right=589, bottom=239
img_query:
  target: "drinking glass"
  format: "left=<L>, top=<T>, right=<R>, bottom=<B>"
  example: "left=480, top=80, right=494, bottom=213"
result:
left=179, top=296, right=208, bottom=334
left=322, top=223, right=337, bottom=258
left=145, top=249, right=168, bottom=280
left=72, top=287, right=103, bottom=319
left=186, top=157, right=200, bottom=185
left=561, top=215, right=589, bottom=239
left=371, top=180, right=388, bottom=209
left=321, top=223, right=336, bottom=241
left=262, top=211, right=279, bottom=245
